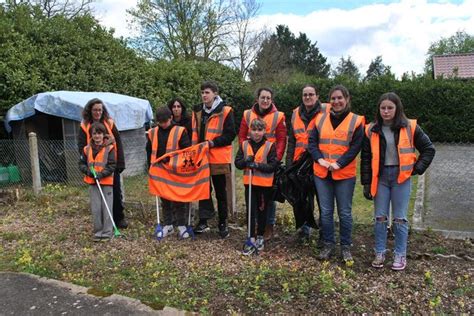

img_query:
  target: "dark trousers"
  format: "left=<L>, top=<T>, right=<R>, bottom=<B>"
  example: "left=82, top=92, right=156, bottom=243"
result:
left=198, top=174, right=228, bottom=223
left=245, top=185, right=272, bottom=237
left=292, top=188, right=320, bottom=230
left=112, top=171, right=125, bottom=222
left=161, top=198, right=189, bottom=226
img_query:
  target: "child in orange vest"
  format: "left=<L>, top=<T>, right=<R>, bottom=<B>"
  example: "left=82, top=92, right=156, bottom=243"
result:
left=146, top=107, right=191, bottom=239
left=235, top=118, right=278, bottom=255
left=79, top=122, right=116, bottom=242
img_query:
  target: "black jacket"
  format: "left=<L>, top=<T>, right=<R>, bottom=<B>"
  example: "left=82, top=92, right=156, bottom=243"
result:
left=360, top=121, right=435, bottom=185
left=286, top=101, right=323, bottom=167
left=234, top=137, right=278, bottom=174
left=193, top=101, right=236, bottom=147
left=173, top=114, right=192, bottom=142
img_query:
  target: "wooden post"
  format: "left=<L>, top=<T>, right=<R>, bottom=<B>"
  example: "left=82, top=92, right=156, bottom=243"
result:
left=29, top=132, right=42, bottom=194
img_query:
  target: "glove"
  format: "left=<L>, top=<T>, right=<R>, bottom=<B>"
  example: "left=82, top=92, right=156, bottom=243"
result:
left=244, top=155, right=254, bottom=163
left=247, top=162, right=258, bottom=169
left=117, top=167, right=125, bottom=174
left=363, top=185, right=373, bottom=200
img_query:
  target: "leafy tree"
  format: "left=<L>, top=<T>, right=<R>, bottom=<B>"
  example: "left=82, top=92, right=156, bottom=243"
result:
left=364, top=55, right=394, bottom=81
left=332, top=56, right=361, bottom=81
left=250, top=25, right=330, bottom=84
left=128, top=0, right=234, bottom=61
left=424, top=31, right=474, bottom=75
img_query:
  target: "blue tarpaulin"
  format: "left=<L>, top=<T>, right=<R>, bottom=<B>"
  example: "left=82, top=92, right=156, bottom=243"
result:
left=4, top=91, right=154, bottom=133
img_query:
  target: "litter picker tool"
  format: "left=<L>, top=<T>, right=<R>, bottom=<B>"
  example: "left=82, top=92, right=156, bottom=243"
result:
left=154, top=195, right=164, bottom=240
left=90, top=166, right=121, bottom=238
left=179, top=204, right=195, bottom=240
left=243, top=167, right=258, bottom=255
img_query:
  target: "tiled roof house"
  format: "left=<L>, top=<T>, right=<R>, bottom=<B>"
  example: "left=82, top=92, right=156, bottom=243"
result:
left=432, top=53, right=474, bottom=79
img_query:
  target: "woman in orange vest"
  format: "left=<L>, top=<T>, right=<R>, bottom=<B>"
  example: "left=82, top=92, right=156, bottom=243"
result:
left=238, top=87, right=287, bottom=240
left=308, top=85, right=364, bottom=263
left=235, top=118, right=278, bottom=255
left=361, top=92, right=435, bottom=271
left=78, top=98, right=127, bottom=229
left=79, top=122, right=116, bottom=241
left=286, top=84, right=330, bottom=242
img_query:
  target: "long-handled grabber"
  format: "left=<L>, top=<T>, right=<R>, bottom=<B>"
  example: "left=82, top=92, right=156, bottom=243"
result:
left=243, top=168, right=258, bottom=255
left=154, top=195, right=164, bottom=240
left=179, top=203, right=195, bottom=240
left=90, top=166, right=121, bottom=238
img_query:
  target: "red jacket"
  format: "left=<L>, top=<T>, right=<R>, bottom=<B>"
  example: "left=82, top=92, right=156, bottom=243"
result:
left=238, top=103, right=287, bottom=161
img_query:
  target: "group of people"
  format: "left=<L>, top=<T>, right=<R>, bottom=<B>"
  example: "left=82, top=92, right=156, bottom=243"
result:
left=78, top=80, right=435, bottom=271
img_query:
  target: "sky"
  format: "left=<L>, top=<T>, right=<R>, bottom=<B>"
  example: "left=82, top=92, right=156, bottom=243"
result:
left=91, top=0, right=474, bottom=77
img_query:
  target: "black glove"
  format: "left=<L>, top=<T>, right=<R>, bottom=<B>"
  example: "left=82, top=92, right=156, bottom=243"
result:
left=363, top=185, right=373, bottom=200
left=117, top=167, right=125, bottom=174
left=245, top=155, right=254, bottom=163
left=247, top=162, right=258, bottom=169
left=94, top=172, right=102, bottom=180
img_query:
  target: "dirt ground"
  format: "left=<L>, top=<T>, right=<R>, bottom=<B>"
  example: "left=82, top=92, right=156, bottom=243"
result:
left=0, top=187, right=473, bottom=314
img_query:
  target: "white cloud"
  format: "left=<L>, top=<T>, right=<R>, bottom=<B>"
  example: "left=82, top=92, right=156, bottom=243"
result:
left=93, top=0, right=474, bottom=77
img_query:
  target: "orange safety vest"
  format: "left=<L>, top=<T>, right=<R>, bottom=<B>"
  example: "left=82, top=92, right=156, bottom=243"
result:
left=146, top=125, right=185, bottom=164
left=191, top=106, right=233, bottom=164
left=83, top=144, right=114, bottom=185
left=81, top=119, right=117, bottom=155
left=366, top=120, right=417, bottom=197
left=148, top=142, right=211, bottom=201
left=242, top=140, right=274, bottom=187
left=291, top=103, right=330, bottom=162
left=312, top=112, right=364, bottom=180
left=243, top=109, right=285, bottom=143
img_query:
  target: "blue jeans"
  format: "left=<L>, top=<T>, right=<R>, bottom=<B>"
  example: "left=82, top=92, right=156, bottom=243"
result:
left=374, top=166, right=411, bottom=256
left=266, top=201, right=276, bottom=225
left=314, top=176, right=355, bottom=246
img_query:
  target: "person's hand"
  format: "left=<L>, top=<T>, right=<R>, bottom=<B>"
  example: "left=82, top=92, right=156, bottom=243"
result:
left=247, top=162, right=258, bottom=169
left=363, top=185, right=373, bottom=200
left=245, top=155, right=254, bottom=167
left=208, top=140, right=215, bottom=148
left=318, top=158, right=331, bottom=169
left=329, top=162, right=340, bottom=171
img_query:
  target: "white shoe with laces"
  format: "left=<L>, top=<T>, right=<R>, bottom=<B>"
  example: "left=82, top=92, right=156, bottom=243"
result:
left=178, top=226, right=190, bottom=239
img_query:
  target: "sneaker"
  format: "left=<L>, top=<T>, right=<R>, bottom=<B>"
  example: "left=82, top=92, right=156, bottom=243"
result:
left=92, top=236, right=101, bottom=242
left=371, top=253, right=385, bottom=268
left=177, top=226, right=190, bottom=239
left=256, top=236, right=264, bottom=251
left=318, top=244, right=335, bottom=260
left=341, top=246, right=353, bottom=263
left=392, top=254, right=407, bottom=271
left=194, top=221, right=210, bottom=234
left=116, top=219, right=128, bottom=229
left=162, top=225, right=174, bottom=238
left=218, top=223, right=229, bottom=239
left=242, top=239, right=256, bottom=256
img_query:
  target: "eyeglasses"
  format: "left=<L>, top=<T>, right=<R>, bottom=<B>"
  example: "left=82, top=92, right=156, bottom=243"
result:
left=303, top=93, right=316, bottom=98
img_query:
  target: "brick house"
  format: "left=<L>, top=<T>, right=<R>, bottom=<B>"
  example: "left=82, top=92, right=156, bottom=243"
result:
left=432, top=53, right=474, bottom=79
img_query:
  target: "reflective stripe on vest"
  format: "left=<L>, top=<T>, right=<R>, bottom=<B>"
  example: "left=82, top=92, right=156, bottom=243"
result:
left=291, top=103, right=330, bottom=162
left=242, top=140, right=274, bottom=187
left=244, top=109, right=285, bottom=143
left=147, top=126, right=185, bottom=165
left=191, top=106, right=233, bottom=164
left=83, top=145, right=114, bottom=185
left=366, top=120, right=417, bottom=197
left=313, top=112, right=364, bottom=180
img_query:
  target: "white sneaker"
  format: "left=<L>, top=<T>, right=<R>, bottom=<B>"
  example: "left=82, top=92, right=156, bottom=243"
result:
left=256, top=235, right=264, bottom=251
left=163, top=225, right=174, bottom=237
left=178, top=226, right=190, bottom=239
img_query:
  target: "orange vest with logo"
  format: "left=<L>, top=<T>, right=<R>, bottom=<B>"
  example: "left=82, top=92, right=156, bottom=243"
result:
left=243, top=109, right=285, bottom=144
left=242, top=140, right=274, bottom=187
left=312, top=112, right=364, bottom=180
left=147, top=125, right=185, bottom=164
left=366, top=120, right=417, bottom=197
left=291, top=103, right=330, bottom=162
left=191, top=106, right=232, bottom=164
left=81, top=119, right=117, bottom=155
left=83, top=144, right=114, bottom=185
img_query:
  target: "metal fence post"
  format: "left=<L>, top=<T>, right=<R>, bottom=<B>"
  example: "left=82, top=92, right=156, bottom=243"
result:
left=29, top=132, right=42, bottom=194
